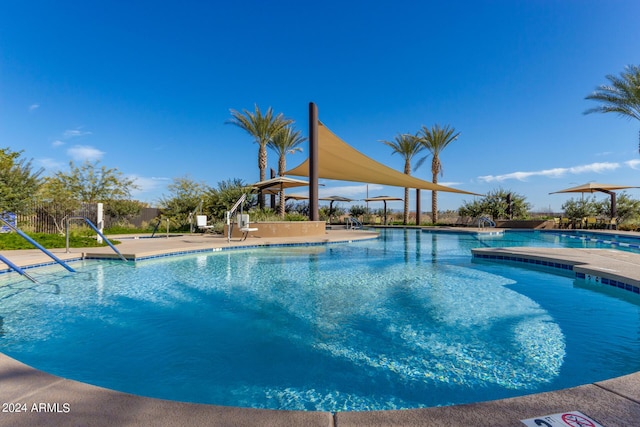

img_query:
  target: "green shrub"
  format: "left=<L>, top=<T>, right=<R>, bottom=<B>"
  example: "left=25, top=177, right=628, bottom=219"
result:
left=284, top=212, right=307, bottom=221
left=0, top=232, right=115, bottom=250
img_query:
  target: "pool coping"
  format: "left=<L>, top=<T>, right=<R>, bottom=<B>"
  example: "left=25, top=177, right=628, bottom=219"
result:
left=1, top=228, right=640, bottom=426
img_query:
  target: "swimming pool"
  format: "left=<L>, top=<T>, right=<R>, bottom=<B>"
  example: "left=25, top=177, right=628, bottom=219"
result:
left=1, top=229, right=639, bottom=411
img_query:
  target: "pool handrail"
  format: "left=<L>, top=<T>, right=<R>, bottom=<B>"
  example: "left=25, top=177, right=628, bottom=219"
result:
left=0, top=253, right=38, bottom=283
left=0, top=216, right=76, bottom=273
left=477, top=216, right=496, bottom=228
left=226, top=194, right=247, bottom=242
left=346, top=216, right=363, bottom=229
left=65, top=216, right=128, bottom=262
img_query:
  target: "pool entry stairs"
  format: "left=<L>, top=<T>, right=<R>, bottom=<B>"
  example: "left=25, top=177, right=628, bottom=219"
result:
left=0, top=216, right=127, bottom=283
left=65, top=216, right=127, bottom=262
left=0, top=216, right=75, bottom=283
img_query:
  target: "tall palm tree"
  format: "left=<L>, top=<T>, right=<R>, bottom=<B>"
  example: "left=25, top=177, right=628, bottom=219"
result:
left=417, top=124, right=460, bottom=224
left=381, top=133, right=425, bottom=224
left=585, top=65, right=640, bottom=154
left=268, top=125, right=306, bottom=217
left=227, top=105, right=293, bottom=207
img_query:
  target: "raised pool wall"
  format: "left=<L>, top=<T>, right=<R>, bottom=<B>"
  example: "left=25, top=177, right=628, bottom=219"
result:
left=495, top=219, right=556, bottom=229
left=224, top=220, right=326, bottom=239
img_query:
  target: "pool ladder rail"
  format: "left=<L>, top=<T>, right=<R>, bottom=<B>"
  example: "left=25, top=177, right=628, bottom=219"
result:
left=0, top=216, right=76, bottom=283
left=477, top=216, right=496, bottom=228
left=346, top=216, right=363, bottom=229
left=0, top=216, right=127, bottom=283
left=65, top=216, right=128, bottom=262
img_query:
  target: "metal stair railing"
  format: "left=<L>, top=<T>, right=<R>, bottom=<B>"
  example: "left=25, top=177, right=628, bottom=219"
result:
left=0, top=216, right=75, bottom=273
left=477, top=216, right=496, bottom=228
left=346, top=216, right=363, bottom=230
left=66, top=216, right=128, bottom=262
left=226, top=194, right=247, bottom=242
left=0, top=253, right=38, bottom=283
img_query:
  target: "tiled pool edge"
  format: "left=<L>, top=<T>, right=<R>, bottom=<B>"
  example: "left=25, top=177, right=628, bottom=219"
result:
left=0, top=235, right=379, bottom=274
left=2, top=349, right=640, bottom=426
left=472, top=249, right=640, bottom=295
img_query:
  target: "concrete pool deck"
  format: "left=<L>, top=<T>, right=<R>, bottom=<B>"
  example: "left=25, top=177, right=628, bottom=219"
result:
left=1, top=228, right=640, bottom=426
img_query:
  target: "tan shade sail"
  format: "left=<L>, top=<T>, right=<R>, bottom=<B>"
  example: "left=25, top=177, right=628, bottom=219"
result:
left=285, top=121, right=478, bottom=195
left=364, top=196, right=403, bottom=203
left=251, top=177, right=312, bottom=195
left=550, top=182, right=640, bottom=218
left=550, top=182, right=640, bottom=194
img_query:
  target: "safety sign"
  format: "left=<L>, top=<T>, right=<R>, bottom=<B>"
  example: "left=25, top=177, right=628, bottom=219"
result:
left=521, top=411, right=604, bottom=427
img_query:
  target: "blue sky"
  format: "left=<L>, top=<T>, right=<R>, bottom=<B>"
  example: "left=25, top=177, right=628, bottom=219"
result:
left=2, top=1, right=640, bottom=213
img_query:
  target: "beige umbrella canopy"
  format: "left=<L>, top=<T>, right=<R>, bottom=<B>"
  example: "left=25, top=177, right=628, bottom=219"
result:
left=251, top=176, right=312, bottom=195
left=285, top=194, right=353, bottom=222
left=550, top=182, right=640, bottom=218
left=364, top=195, right=403, bottom=225
left=251, top=176, right=315, bottom=217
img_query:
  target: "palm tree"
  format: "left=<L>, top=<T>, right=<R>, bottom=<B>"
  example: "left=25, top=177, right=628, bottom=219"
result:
left=585, top=65, right=640, bottom=154
left=268, top=126, right=306, bottom=217
left=417, top=124, right=460, bottom=224
left=227, top=105, right=293, bottom=207
left=381, top=133, right=424, bottom=224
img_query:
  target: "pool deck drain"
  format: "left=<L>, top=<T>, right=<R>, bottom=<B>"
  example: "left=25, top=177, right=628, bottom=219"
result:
left=1, top=228, right=640, bottom=426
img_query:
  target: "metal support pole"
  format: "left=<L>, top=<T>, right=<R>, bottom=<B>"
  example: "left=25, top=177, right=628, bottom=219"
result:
left=270, top=168, right=277, bottom=210
left=416, top=189, right=421, bottom=225
left=309, top=102, right=319, bottom=221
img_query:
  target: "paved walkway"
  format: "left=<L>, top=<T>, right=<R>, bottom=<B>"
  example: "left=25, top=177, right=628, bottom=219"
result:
left=1, top=229, right=640, bottom=426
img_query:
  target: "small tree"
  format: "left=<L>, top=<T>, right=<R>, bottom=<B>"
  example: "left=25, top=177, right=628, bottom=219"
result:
left=459, top=188, right=530, bottom=221
left=561, top=196, right=599, bottom=221
left=204, top=178, right=256, bottom=221
left=0, top=147, right=43, bottom=214
left=39, top=160, right=138, bottom=233
left=349, top=205, right=367, bottom=220
left=159, top=176, right=211, bottom=231
left=45, top=160, right=138, bottom=203
left=104, top=199, right=145, bottom=228
left=595, top=192, right=640, bottom=223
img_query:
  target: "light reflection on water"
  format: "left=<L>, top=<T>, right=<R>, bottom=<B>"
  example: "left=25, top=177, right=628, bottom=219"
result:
left=0, top=229, right=639, bottom=411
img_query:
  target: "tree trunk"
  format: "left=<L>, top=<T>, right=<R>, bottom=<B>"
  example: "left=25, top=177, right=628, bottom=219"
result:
left=432, top=156, right=440, bottom=224
left=258, top=145, right=267, bottom=208
left=403, top=159, right=410, bottom=225
left=279, top=155, right=286, bottom=218
left=403, top=187, right=409, bottom=225
left=432, top=177, right=438, bottom=224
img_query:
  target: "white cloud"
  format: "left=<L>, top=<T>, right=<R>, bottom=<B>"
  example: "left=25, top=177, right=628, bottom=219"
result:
left=478, top=162, right=620, bottom=183
left=29, top=104, right=40, bottom=112
left=37, top=158, right=65, bottom=170
left=626, top=159, right=640, bottom=170
left=52, top=140, right=64, bottom=147
left=318, top=184, right=384, bottom=198
left=130, top=175, right=170, bottom=192
left=67, top=145, right=104, bottom=162
left=63, top=129, right=92, bottom=139
left=128, top=176, right=172, bottom=204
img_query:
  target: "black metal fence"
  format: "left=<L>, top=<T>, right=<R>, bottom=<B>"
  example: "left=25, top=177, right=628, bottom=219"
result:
left=14, top=203, right=161, bottom=234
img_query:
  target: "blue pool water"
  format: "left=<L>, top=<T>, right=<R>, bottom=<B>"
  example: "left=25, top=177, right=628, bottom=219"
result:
left=1, top=229, right=640, bottom=411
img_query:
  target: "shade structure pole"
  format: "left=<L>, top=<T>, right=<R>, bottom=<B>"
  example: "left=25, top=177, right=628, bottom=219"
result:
left=309, top=102, right=319, bottom=221
left=416, top=189, right=421, bottom=225
left=270, top=168, right=277, bottom=210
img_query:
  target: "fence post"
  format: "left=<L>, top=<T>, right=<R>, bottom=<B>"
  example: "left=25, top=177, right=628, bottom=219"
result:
left=96, top=203, right=104, bottom=243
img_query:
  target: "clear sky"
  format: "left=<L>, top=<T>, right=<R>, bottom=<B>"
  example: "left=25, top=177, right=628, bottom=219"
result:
left=2, top=1, right=640, bottom=213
